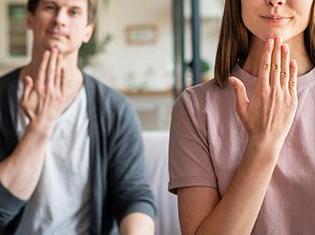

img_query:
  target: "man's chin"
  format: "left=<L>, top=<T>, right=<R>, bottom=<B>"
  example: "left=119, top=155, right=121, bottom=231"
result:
left=43, top=44, right=70, bottom=55
left=38, top=41, right=78, bottom=56
left=44, top=41, right=63, bottom=51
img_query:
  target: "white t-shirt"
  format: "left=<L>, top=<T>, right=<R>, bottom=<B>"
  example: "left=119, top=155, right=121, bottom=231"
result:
left=15, top=80, right=91, bottom=235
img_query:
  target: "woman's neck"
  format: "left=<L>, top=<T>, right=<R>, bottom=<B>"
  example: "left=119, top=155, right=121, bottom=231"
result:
left=243, top=34, right=313, bottom=77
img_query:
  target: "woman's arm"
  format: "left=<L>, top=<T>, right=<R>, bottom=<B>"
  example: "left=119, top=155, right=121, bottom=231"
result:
left=179, top=138, right=280, bottom=235
left=177, top=37, right=298, bottom=235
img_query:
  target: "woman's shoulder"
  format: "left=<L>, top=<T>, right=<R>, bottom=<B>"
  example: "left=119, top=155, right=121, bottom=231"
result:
left=185, top=78, right=221, bottom=94
left=176, top=78, right=231, bottom=108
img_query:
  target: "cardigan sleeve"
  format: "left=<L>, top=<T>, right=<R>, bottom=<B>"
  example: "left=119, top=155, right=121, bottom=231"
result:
left=107, top=101, right=157, bottom=224
left=0, top=131, right=26, bottom=227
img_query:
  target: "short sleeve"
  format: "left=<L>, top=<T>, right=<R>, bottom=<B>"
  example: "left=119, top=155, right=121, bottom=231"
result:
left=168, top=89, right=218, bottom=194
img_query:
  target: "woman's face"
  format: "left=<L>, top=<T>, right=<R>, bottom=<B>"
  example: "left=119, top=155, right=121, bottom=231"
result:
left=241, top=0, right=313, bottom=41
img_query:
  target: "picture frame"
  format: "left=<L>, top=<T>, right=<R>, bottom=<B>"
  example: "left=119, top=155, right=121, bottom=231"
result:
left=0, top=0, right=32, bottom=65
left=8, top=3, right=28, bottom=57
left=125, top=24, right=158, bottom=45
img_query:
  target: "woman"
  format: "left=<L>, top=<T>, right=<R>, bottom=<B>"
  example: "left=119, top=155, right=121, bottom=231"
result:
left=168, top=0, right=315, bottom=234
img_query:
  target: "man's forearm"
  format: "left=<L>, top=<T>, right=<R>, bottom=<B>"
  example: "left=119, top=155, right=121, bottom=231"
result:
left=119, top=212, right=155, bottom=235
left=0, top=123, right=50, bottom=200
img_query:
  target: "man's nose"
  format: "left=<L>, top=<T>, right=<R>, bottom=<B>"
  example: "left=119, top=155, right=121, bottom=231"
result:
left=54, top=9, right=68, bottom=26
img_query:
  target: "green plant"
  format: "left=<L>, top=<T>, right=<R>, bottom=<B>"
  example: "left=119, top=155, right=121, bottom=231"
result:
left=79, top=0, right=111, bottom=67
left=79, top=33, right=112, bottom=68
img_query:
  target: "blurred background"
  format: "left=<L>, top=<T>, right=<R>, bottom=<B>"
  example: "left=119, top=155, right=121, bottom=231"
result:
left=0, top=0, right=224, bottom=131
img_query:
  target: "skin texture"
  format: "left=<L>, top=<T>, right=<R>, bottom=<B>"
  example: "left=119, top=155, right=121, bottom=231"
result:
left=0, top=0, right=154, bottom=234
left=177, top=1, right=313, bottom=235
left=242, top=0, right=313, bottom=76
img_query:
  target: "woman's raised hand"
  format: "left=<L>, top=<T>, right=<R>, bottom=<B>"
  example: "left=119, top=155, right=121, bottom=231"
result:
left=229, top=37, right=298, bottom=147
left=20, top=48, right=66, bottom=134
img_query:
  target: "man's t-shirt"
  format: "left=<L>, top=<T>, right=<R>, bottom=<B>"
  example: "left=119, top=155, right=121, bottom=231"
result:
left=14, top=80, right=91, bottom=235
left=169, top=64, right=315, bottom=234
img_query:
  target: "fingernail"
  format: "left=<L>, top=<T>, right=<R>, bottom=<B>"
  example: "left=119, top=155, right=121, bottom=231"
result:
left=52, top=46, right=58, bottom=53
left=276, top=36, right=282, bottom=42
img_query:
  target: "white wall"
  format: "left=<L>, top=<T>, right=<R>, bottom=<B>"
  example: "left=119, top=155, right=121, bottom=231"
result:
left=86, top=0, right=173, bottom=91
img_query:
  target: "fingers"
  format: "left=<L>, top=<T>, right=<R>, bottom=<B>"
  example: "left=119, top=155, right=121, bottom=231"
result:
left=229, top=76, right=249, bottom=119
left=258, top=39, right=274, bottom=88
left=46, top=48, right=59, bottom=92
left=20, top=75, right=35, bottom=119
left=258, top=37, right=297, bottom=97
left=21, top=75, right=33, bottom=102
left=55, top=54, right=63, bottom=90
left=36, top=51, right=50, bottom=92
left=289, top=60, right=298, bottom=97
left=270, top=37, right=282, bottom=88
left=280, top=43, right=290, bottom=90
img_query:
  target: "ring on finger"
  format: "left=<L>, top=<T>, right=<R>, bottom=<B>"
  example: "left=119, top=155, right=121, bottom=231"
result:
left=271, top=64, right=279, bottom=71
left=264, top=63, right=270, bottom=70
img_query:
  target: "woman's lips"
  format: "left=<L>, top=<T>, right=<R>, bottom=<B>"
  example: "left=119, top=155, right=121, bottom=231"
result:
left=260, top=16, right=292, bottom=24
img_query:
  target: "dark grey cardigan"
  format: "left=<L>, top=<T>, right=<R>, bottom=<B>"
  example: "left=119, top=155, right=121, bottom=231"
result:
left=0, top=69, right=156, bottom=235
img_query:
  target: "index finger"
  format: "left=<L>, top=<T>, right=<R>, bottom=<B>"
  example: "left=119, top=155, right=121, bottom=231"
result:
left=257, top=39, right=274, bottom=88
left=35, top=50, right=50, bottom=92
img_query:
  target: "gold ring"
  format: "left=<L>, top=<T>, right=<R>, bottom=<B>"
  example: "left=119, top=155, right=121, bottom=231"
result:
left=271, top=64, right=279, bottom=71
left=264, top=63, right=270, bottom=70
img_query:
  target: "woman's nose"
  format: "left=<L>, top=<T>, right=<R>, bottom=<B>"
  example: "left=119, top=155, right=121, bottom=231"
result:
left=265, top=0, right=286, bottom=7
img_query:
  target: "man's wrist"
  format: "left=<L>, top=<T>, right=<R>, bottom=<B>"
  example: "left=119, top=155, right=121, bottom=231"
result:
left=27, top=120, right=54, bottom=139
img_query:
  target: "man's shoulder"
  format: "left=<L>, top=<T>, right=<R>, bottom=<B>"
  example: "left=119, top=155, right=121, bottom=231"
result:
left=0, top=68, right=20, bottom=88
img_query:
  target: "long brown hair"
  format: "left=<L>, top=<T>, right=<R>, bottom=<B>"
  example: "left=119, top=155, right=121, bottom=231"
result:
left=214, top=0, right=315, bottom=88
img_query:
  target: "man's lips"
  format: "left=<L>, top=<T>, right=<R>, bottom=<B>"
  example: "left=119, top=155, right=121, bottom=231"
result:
left=47, top=31, right=68, bottom=38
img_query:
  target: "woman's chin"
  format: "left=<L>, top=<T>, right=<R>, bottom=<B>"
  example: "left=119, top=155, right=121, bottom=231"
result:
left=256, top=32, right=288, bottom=42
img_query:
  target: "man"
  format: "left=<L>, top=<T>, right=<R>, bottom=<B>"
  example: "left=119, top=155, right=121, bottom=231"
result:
left=0, top=0, right=156, bottom=234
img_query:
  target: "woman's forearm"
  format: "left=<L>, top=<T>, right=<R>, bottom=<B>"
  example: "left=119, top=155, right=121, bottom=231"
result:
left=196, top=138, right=282, bottom=235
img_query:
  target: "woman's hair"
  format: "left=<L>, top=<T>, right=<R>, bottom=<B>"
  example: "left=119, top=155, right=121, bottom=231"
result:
left=214, top=0, right=315, bottom=88
left=27, top=0, right=97, bottom=25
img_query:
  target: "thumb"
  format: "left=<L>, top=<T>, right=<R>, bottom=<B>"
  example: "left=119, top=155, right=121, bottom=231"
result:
left=21, top=76, right=33, bottom=101
left=229, top=76, right=249, bottom=116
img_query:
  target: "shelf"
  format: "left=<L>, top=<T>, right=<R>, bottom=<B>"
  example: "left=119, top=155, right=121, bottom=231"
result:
left=121, top=89, right=173, bottom=97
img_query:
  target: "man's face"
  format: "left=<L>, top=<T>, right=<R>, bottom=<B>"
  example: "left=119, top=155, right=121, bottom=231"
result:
left=28, top=0, right=94, bottom=55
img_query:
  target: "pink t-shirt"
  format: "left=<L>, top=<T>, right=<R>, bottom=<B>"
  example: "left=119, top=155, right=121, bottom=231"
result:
left=169, top=64, right=315, bottom=234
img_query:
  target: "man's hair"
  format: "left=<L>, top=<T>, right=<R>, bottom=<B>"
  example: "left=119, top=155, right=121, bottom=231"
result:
left=27, top=0, right=97, bottom=25
left=214, top=0, right=315, bottom=88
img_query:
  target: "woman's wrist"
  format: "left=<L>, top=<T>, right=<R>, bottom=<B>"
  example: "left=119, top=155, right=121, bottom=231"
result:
left=246, top=136, right=284, bottom=165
